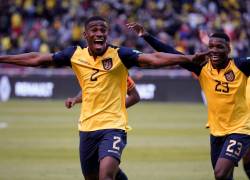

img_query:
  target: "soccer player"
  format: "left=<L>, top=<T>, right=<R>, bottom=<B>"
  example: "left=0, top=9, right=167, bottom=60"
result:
left=65, top=76, right=139, bottom=180
left=0, top=16, right=201, bottom=180
left=127, top=22, right=250, bottom=180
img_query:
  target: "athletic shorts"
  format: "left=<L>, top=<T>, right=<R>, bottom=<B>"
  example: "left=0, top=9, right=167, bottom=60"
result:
left=210, top=133, right=250, bottom=168
left=79, top=129, right=127, bottom=175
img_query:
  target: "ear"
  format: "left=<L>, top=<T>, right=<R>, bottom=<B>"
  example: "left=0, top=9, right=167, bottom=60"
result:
left=227, top=43, right=231, bottom=53
left=83, top=31, right=87, bottom=39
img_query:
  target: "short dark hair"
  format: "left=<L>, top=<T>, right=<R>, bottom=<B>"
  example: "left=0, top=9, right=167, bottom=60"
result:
left=84, top=16, right=107, bottom=28
left=210, top=32, right=230, bottom=42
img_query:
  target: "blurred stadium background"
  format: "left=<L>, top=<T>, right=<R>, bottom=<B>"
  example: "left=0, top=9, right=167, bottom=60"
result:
left=0, top=0, right=250, bottom=179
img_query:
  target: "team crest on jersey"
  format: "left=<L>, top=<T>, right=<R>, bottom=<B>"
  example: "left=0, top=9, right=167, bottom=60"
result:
left=102, top=58, right=113, bottom=70
left=224, top=70, right=235, bottom=82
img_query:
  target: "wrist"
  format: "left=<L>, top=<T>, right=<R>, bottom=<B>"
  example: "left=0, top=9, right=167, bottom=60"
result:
left=140, top=32, right=149, bottom=38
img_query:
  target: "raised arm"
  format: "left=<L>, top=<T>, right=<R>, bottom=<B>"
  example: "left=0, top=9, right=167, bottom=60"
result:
left=0, top=53, right=53, bottom=67
left=126, top=23, right=207, bottom=74
left=127, top=22, right=182, bottom=54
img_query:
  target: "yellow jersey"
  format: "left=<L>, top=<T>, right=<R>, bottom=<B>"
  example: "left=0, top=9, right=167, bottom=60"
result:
left=141, top=33, right=250, bottom=136
left=53, top=45, right=140, bottom=131
left=199, top=59, right=250, bottom=136
left=246, top=78, right=250, bottom=108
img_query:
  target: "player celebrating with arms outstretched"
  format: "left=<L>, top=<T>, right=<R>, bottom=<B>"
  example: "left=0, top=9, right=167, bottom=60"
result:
left=0, top=16, right=206, bottom=180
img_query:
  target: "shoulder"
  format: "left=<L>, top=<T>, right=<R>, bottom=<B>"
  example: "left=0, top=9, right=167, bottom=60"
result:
left=117, top=46, right=142, bottom=56
left=52, top=46, right=79, bottom=66
left=53, top=46, right=77, bottom=57
left=233, top=56, right=250, bottom=76
left=115, top=46, right=142, bottom=68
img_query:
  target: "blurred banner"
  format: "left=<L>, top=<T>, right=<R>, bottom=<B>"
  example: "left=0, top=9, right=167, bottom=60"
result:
left=0, top=70, right=203, bottom=102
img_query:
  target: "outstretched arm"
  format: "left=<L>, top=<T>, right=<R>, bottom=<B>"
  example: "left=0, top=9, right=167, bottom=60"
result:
left=0, top=53, right=54, bottom=67
left=65, top=91, right=82, bottom=109
left=137, top=52, right=209, bottom=68
left=137, top=52, right=192, bottom=67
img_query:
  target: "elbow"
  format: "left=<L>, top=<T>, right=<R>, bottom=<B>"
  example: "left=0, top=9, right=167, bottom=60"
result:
left=23, top=53, right=41, bottom=67
left=136, top=96, right=140, bottom=104
left=135, top=92, right=141, bottom=103
left=149, top=60, right=163, bottom=68
left=141, top=59, right=162, bottom=68
left=29, top=52, right=49, bottom=67
left=149, top=52, right=168, bottom=68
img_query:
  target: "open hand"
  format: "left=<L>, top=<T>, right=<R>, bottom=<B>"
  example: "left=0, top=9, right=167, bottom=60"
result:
left=126, top=22, right=147, bottom=37
left=191, top=51, right=210, bottom=66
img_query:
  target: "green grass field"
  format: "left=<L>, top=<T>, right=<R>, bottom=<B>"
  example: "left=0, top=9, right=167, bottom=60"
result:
left=0, top=100, right=248, bottom=180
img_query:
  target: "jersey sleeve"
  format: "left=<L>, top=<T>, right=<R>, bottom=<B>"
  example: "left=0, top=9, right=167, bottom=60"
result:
left=118, top=47, right=142, bottom=68
left=143, top=34, right=202, bottom=76
left=234, top=56, right=250, bottom=76
left=52, top=46, right=77, bottom=67
left=180, top=62, right=203, bottom=76
left=127, top=76, right=135, bottom=92
left=142, top=34, right=183, bottom=54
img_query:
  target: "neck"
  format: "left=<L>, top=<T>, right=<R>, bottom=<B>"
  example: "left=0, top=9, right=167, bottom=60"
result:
left=88, top=45, right=108, bottom=58
left=212, top=59, right=229, bottom=70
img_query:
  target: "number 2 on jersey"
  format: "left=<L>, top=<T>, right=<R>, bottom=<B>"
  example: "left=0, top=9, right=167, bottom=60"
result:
left=90, top=68, right=99, bottom=81
left=112, top=136, right=121, bottom=151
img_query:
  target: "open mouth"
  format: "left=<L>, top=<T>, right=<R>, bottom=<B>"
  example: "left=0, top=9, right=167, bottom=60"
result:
left=210, top=53, right=220, bottom=61
left=93, top=39, right=105, bottom=47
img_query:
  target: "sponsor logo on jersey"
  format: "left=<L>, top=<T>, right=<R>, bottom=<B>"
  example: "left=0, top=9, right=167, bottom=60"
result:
left=78, top=59, right=90, bottom=65
left=102, top=58, right=113, bottom=70
left=224, top=70, right=235, bottom=82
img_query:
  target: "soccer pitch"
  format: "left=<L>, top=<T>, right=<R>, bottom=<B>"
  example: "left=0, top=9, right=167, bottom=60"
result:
left=0, top=100, right=248, bottom=180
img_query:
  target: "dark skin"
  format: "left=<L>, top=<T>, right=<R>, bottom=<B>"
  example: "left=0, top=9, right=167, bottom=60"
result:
left=208, top=37, right=231, bottom=70
left=83, top=20, right=109, bottom=58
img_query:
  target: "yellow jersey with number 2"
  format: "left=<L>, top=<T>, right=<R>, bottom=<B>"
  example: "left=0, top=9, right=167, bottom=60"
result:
left=53, top=45, right=141, bottom=132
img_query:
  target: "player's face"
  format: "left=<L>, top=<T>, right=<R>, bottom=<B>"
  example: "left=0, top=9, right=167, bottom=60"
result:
left=208, top=37, right=230, bottom=69
left=84, top=20, right=109, bottom=56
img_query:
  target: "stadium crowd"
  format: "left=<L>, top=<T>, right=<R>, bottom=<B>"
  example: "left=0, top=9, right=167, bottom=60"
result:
left=0, top=0, right=249, bottom=62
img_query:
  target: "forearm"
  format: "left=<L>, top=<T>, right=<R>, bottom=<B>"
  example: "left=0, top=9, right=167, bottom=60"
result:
left=138, top=52, right=193, bottom=68
left=126, top=89, right=140, bottom=108
left=126, top=96, right=139, bottom=108
left=0, top=53, right=53, bottom=67
left=142, top=34, right=183, bottom=54
left=74, top=91, right=82, bottom=104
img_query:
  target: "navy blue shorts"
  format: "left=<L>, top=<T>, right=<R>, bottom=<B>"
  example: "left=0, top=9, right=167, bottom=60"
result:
left=210, top=133, right=250, bottom=168
left=79, top=129, right=127, bottom=176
